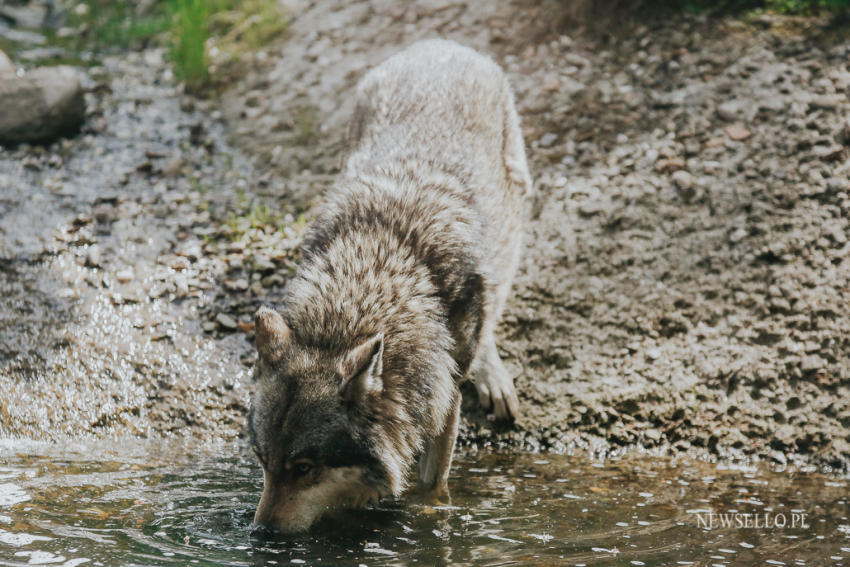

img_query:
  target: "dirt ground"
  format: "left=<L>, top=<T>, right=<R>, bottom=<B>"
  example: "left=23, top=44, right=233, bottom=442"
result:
left=219, top=0, right=850, bottom=469
left=1, top=1, right=848, bottom=470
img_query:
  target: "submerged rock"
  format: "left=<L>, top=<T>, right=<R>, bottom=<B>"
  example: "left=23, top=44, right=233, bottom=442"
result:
left=0, top=65, right=86, bottom=144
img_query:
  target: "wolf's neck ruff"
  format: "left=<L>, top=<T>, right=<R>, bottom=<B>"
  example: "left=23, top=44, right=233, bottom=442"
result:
left=289, top=155, right=490, bottom=369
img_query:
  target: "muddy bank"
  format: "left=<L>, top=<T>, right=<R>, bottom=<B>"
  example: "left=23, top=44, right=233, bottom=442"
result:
left=219, top=1, right=850, bottom=469
left=1, top=1, right=848, bottom=470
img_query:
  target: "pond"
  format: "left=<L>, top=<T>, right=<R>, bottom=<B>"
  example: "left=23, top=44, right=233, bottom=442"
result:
left=0, top=440, right=847, bottom=566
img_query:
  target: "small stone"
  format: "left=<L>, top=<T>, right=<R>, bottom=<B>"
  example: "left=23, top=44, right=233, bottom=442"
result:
left=716, top=101, right=739, bottom=121
left=645, top=428, right=662, bottom=441
left=814, top=145, right=844, bottom=162
left=116, top=268, right=133, bottom=283
left=223, top=278, right=249, bottom=292
left=261, top=273, right=286, bottom=287
left=809, top=94, right=844, bottom=110
left=216, top=313, right=238, bottom=330
left=671, top=170, right=694, bottom=191
left=770, top=297, right=791, bottom=312
left=826, top=177, right=848, bottom=192
left=147, top=283, right=167, bottom=298
left=539, top=133, right=558, bottom=147
left=724, top=124, right=751, bottom=141
left=86, top=245, right=102, bottom=268
left=578, top=201, right=604, bottom=217
left=167, top=255, right=189, bottom=270
left=162, top=156, right=183, bottom=177
left=253, top=257, right=276, bottom=272
left=800, top=354, right=826, bottom=374
left=728, top=228, right=747, bottom=243
left=646, top=348, right=661, bottom=361
left=202, top=321, right=216, bottom=332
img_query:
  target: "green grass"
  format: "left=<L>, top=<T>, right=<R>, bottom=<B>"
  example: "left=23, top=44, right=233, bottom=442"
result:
left=31, top=0, right=287, bottom=93
left=208, top=0, right=289, bottom=51
left=171, top=0, right=209, bottom=92
left=765, top=0, right=850, bottom=13
left=654, top=0, right=849, bottom=14
left=562, top=0, right=850, bottom=20
left=71, top=1, right=171, bottom=51
left=224, top=202, right=288, bottom=241
left=169, top=0, right=288, bottom=92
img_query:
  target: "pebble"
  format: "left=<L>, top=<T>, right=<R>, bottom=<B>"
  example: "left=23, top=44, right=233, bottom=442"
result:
left=728, top=228, right=747, bottom=243
left=223, top=278, right=249, bottom=291
left=116, top=268, right=134, bottom=283
left=261, top=273, right=286, bottom=287
left=86, top=245, right=102, bottom=268
left=671, top=170, right=694, bottom=191
left=539, top=133, right=558, bottom=147
left=215, top=313, right=238, bottom=330
left=716, top=101, right=739, bottom=121
left=800, top=355, right=826, bottom=374
left=724, top=124, right=751, bottom=141
left=578, top=201, right=604, bottom=217
left=253, top=258, right=276, bottom=272
left=809, top=94, right=844, bottom=110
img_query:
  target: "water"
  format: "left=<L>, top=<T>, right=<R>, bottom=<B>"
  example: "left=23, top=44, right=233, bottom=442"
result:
left=0, top=441, right=847, bottom=566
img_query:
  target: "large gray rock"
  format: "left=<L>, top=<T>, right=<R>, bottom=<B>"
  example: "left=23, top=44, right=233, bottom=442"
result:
left=0, top=65, right=86, bottom=144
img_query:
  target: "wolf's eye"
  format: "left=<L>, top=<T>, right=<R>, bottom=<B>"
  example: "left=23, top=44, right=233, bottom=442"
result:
left=292, top=460, right=314, bottom=476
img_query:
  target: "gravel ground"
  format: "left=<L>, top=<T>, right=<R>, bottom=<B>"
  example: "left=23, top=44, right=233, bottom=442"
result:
left=1, top=1, right=848, bottom=470
left=0, top=50, right=262, bottom=440
left=220, top=1, right=850, bottom=469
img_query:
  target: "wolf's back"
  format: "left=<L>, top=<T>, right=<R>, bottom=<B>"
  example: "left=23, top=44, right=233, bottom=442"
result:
left=345, top=39, right=530, bottom=201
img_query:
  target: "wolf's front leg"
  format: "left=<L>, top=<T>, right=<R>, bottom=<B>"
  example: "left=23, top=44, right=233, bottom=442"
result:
left=418, top=391, right=461, bottom=505
left=471, top=337, right=519, bottom=421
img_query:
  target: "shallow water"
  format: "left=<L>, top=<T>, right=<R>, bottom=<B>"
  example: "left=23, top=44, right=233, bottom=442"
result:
left=0, top=441, right=847, bottom=566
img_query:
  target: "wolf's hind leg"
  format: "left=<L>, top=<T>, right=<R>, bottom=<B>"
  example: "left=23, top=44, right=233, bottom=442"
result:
left=471, top=337, right=519, bottom=421
left=418, top=391, right=461, bottom=505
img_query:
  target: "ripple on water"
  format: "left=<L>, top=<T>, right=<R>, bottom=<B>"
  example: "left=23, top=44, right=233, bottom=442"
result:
left=0, top=441, right=847, bottom=566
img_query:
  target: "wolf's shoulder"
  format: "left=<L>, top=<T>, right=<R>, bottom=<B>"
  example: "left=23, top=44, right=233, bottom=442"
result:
left=357, top=39, right=507, bottom=100
left=382, top=39, right=501, bottom=74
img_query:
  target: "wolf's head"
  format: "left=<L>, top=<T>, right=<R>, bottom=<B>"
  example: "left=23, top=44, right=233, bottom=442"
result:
left=248, top=306, right=402, bottom=533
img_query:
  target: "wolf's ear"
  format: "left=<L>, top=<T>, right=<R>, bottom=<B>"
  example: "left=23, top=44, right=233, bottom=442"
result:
left=339, top=333, right=384, bottom=402
left=254, top=307, right=291, bottom=363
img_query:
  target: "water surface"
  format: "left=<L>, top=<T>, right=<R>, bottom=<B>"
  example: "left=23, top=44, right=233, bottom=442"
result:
left=0, top=440, right=847, bottom=566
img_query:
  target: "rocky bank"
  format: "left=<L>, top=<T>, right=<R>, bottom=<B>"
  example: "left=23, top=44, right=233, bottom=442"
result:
left=1, top=1, right=849, bottom=470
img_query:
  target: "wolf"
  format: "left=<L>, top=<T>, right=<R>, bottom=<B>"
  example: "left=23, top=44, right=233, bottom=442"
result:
left=248, top=38, right=532, bottom=533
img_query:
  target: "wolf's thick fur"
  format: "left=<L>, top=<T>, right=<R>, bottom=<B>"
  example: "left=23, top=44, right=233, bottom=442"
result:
left=249, top=39, right=531, bottom=532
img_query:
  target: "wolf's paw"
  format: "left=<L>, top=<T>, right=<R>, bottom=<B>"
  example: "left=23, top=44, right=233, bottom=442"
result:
left=424, top=485, right=451, bottom=507
left=474, top=367, right=519, bottom=422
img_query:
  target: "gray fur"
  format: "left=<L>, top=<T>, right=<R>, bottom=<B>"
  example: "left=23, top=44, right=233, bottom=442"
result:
left=250, top=39, right=531, bottom=532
